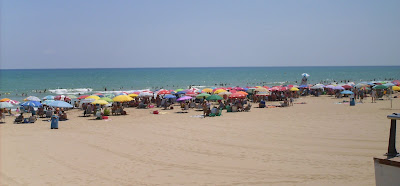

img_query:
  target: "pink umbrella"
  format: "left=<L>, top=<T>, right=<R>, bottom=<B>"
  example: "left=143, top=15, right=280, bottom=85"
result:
left=177, top=96, right=193, bottom=102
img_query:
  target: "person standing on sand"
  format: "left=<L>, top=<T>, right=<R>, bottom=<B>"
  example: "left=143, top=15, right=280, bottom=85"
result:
left=371, top=89, right=376, bottom=103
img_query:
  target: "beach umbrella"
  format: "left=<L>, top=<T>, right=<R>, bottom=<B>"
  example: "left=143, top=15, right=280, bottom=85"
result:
left=355, top=83, right=368, bottom=88
left=80, top=98, right=96, bottom=103
left=373, top=85, right=387, bottom=90
left=392, top=86, right=400, bottom=91
left=93, top=93, right=104, bottom=97
left=341, top=90, right=354, bottom=95
left=290, top=87, right=299, bottom=91
left=255, top=87, right=268, bottom=92
left=301, top=73, right=310, bottom=77
left=233, top=87, right=245, bottom=91
left=113, top=95, right=133, bottom=102
left=24, top=96, right=41, bottom=101
left=206, top=94, right=223, bottom=101
left=6, top=100, right=20, bottom=105
left=392, top=80, right=400, bottom=86
left=256, top=92, right=269, bottom=96
left=214, top=89, right=227, bottom=94
left=164, top=94, right=176, bottom=99
left=342, top=85, right=353, bottom=89
left=298, top=85, right=309, bottom=88
left=185, top=91, right=197, bottom=97
left=157, top=90, right=171, bottom=95
left=176, top=91, right=186, bottom=95
left=333, top=86, right=344, bottom=90
left=237, top=91, right=248, bottom=95
left=175, top=89, right=184, bottom=92
left=54, top=95, right=69, bottom=101
left=21, top=101, right=42, bottom=107
left=47, top=101, right=73, bottom=108
left=311, top=85, right=324, bottom=89
left=128, top=93, right=138, bottom=98
left=0, top=98, right=11, bottom=102
left=139, top=92, right=153, bottom=97
left=68, top=95, right=78, bottom=99
left=384, top=83, right=395, bottom=87
left=176, top=96, right=193, bottom=102
left=201, top=88, right=213, bottom=93
left=42, top=95, right=55, bottom=100
left=42, top=100, right=55, bottom=105
left=99, top=97, right=113, bottom=102
left=77, top=95, right=89, bottom=99
left=196, top=93, right=211, bottom=98
left=218, top=91, right=232, bottom=96
left=229, top=93, right=246, bottom=99
left=325, top=85, right=335, bottom=89
left=0, top=102, right=13, bottom=108
left=91, top=100, right=109, bottom=105
left=85, top=95, right=100, bottom=100
left=104, top=94, right=115, bottom=98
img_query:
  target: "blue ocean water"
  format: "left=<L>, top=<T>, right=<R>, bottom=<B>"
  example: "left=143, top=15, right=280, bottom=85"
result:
left=1, top=66, right=399, bottom=102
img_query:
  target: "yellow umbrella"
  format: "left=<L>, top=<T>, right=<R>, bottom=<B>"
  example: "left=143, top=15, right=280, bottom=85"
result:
left=202, top=88, right=213, bottom=93
left=393, top=86, right=400, bottom=91
left=86, top=95, right=100, bottom=100
left=91, top=100, right=109, bottom=105
left=0, top=98, right=11, bottom=102
left=128, top=93, right=138, bottom=98
left=112, top=95, right=133, bottom=102
left=214, top=89, right=227, bottom=94
left=290, top=87, right=299, bottom=91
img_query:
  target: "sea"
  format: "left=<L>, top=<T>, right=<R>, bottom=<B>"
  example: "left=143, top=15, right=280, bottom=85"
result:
left=1, top=66, right=399, bottom=102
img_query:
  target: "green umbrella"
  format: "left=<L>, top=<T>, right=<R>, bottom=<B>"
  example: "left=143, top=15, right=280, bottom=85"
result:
left=373, top=85, right=388, bottom=90
left=100, top=97, right=113, bottom=102
left=206, top=94, right=223, bottom=101
left=68, top=95, right=78, bottom=99
left=196, top=93, right=211, bottom=98
left=175, top=88, right=184, bottom=92
left=104, top=94, right=115, bottom=98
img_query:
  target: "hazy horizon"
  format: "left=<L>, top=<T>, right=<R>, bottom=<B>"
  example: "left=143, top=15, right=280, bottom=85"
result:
left=1, top=0, right=400, bottom=69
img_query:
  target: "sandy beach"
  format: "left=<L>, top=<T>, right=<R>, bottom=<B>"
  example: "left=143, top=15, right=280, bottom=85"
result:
left=1, top=95, right=399, bottom=185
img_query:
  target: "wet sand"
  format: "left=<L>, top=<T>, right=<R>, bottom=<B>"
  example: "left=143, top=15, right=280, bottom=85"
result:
left=1, top=95, right=399, bottom=185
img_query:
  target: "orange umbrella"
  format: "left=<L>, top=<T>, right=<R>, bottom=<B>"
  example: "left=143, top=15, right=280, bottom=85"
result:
left=0, top=98, right=11, bottom=102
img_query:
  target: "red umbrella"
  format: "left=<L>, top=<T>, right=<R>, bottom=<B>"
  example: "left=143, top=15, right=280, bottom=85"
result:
left=77, top=95, right=89, bottom=100
left=263, top=86, right=270, bottom=89
left=392, top=80, right=399, bottom=86
left=185, top=91, right=197, bottom=97
left=158, top=90, right=171, bottom=95
left=342, top=85, right=352, bottom=89
left=229, top=93, right=246, bottom=99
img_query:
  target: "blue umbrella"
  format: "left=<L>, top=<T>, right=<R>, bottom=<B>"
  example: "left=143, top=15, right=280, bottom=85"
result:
left=21, top=101, right=42, bottom=107
left=42, top=100, right=55, bottom=105
left=299, top=85, right=308, bottom=88
left=164, top=94, right=176, bottom=99
left=47, top=101, right=73, bottom=108
left=341, top=90, right=354, bottom=95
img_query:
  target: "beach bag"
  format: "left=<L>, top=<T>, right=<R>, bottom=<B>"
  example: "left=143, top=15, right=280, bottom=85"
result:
left=153, top=110, right=159, bottom=114
left=102, top=116, right=108, bottom=119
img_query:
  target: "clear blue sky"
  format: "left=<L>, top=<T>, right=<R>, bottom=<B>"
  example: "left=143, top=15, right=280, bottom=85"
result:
left=1, top=0, right=399, bottom=69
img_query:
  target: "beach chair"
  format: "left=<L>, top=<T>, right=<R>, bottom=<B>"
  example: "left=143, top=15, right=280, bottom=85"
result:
left=189, top=102, right=195, bottom=108
left=14, top=115, right=24, bottom=124
left=29, top=116, right=37, bottom=123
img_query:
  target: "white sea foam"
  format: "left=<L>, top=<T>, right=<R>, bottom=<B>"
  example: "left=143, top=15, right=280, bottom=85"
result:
left=48, top=88, right=93, bottom=95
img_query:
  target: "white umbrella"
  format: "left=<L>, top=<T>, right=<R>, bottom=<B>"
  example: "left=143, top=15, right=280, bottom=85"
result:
left=0, top=102, right=13, bottom=108
left=139, top=92, right=153, bottom=97
left=301, top=73, right=310, bottom=77
left=25, top=96, right=41, bottom=101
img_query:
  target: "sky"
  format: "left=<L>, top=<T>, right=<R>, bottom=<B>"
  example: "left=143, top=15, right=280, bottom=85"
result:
left=1, top=0, right=400, bottom=69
